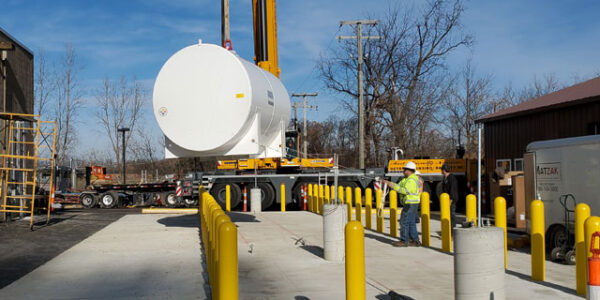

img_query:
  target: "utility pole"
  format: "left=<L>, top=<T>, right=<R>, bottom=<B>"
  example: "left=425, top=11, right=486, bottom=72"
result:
left=117, top=128, right=130, bottom=184
left=338, top=20, right=379, bottom=169
left=291, top=92, right=318, bottom=158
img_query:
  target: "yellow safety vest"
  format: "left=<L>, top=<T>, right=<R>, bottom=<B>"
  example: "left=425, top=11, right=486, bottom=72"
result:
left=393, top=174, right=421, bottom=204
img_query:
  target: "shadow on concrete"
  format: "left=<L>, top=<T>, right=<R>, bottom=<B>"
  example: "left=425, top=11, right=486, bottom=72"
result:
left=294, top=296, right=310, bottom=300
left=425, top=245, right=454, bottom=256
left=31, top=214, right=77, bottom=229
left=376, top=291, right=416, bottom=300
left=505, top=269, right=577, bottom=296
left=299, top=245, right=324, bottom=258
left=228, top=212, right=260, bottom=223
left=0, top=209, right=128, bottom=289
left=365, top=232, right=397, bottom=245
left=157, top=215, right=199, bottom=228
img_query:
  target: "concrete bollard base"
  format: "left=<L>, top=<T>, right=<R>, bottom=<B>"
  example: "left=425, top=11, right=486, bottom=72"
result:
left=323, top=204, right=347, bottom=262
left=454, top=227, right=505, bottom=300
left=250, top=188, right=262, bottom=213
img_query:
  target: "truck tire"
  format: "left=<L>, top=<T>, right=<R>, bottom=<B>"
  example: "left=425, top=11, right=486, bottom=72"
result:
left=80, top=193, right=97, bottom=209
left=164, top=192, right=178, bottom=208
left=210, top=183, right=242, bottom=209
left=184, top=197, right=198, bottom=208
left=99, top=191, right=118, bottom=208
left=256, top=182, right=274, bottom=209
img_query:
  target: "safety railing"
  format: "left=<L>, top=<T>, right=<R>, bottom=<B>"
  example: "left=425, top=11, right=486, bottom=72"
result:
left=198, top=187, right=238, bottom=300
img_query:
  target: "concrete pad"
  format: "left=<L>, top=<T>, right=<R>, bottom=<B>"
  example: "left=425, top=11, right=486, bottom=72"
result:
left=232, top=211, right=580, bottom=300
left=0, top=214, right=207, bottom=299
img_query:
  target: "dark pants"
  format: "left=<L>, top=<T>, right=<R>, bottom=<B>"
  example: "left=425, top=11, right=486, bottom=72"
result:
left=400, top=204, right=419, bottom=242
left=450, top=203, right=456, bottom=228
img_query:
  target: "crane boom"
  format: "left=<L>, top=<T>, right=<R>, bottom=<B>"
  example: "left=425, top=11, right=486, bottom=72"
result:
left=252, top=0, right=280, bottom=77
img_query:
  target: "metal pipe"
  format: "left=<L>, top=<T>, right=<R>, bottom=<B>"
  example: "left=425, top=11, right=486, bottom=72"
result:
left=477, top=126, right=482, bottom=227
left=118, top=128, right=130, bottom=184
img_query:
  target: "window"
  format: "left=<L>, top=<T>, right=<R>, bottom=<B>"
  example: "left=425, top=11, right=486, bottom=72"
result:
left=588, top=122, right=600, bottom=135
left=496, top=159, right=511, bottom=174
left=513, top=158, right=524, bottom=171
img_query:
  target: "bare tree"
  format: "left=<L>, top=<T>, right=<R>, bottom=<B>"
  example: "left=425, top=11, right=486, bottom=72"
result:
left=54, top=44, right=83, bottom=164
left=444, top=60, right=493, bottom=156
left=34, top=50, right=55, bottom=119
left=95, top=76, right=145, bottom=168
left=320, top=0, right=472, bottom=162
left=519, top=73, right=562, bottom=101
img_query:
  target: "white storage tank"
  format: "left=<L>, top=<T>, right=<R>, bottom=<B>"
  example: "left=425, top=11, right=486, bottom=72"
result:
left=153, top=41, right=291, bottom=158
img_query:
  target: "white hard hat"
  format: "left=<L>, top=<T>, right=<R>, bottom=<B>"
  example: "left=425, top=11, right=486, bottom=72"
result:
left=415, top=170, right=421, bottom=175
left=403, top=161, right=417, bottom=170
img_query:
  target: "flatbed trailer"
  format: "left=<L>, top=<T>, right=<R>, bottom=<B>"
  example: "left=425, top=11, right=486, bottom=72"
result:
left=181, top=163, right=468, bottom=211
left=78, top=182, right=182, bottom=209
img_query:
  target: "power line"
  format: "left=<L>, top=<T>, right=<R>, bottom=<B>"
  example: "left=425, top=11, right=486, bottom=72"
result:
left=292, top=92, right=318, bottom=159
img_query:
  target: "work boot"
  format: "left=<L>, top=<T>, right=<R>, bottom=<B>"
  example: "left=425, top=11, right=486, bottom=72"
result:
left=409, top=240, right=421, bottom=247
left=393, top=241, right=408, bottom=247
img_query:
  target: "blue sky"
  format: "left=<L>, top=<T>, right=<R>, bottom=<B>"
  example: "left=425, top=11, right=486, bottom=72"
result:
left=3, top=0, right=600, bottom=157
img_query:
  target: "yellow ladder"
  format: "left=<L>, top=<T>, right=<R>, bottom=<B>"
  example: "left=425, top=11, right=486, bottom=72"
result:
left=0, top=113, right=57, bottom=230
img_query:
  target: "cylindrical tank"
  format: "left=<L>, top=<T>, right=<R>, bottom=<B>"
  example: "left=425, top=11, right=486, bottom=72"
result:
left=153, top=41, right=291, bottom=158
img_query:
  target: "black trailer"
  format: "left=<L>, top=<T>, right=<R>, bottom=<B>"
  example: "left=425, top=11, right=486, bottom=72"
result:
left=79, top=182, right=184, bottom=209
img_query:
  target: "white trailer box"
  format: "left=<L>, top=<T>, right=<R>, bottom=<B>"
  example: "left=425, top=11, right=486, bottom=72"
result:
left=526, top=135, right=600, bottom=248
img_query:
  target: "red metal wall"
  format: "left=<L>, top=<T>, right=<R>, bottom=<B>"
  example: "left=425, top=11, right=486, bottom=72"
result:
left=483, top=99, right=600, bottom=174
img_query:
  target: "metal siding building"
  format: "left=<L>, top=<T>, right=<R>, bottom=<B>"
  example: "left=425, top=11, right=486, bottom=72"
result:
left=0, top=27, right=34, bottom=115
left=478, top=77, right=600, bottom=175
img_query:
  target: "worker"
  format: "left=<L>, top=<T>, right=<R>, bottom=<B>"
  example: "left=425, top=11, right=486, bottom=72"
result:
left=441, top=163, right=459, bottom=228
left=382, top=161, right=421, bottom=247
left=415, top=170, right=424, bottom=224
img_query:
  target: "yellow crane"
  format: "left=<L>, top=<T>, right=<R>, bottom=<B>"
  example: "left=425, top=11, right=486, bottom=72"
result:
left=252, top=0, right=280, bottom=77
left=218, top=0, right=331, bottom=171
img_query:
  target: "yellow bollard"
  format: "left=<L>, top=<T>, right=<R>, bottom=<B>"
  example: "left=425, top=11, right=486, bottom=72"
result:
left=365, top=188, right=372, bottom=230
left=280, top=183, right=286, bottom=212
left=440, top=193, right=452, bottom=253
left=421, top=192, right=430, bottom=247
left=355, top=187, right=362, bottom=224
left=308, top=184, right=312, bottom=211
left=575, top=203, right=591, bottom=295
left=390, top=191, right=398, bottom=238
left=317, top=184, right=321, bottom=213
left=345, top=221, right=365, bottom=300
left=218, top=222, right=239, bottom=300
left=339, top=186, right=345, bottom=204
left=531, top=199, right=545, bottom=281
left=319, top=185, right=324, bottom=214
left=331, top=185, right=335, bottom=203
left=325, top=185, right=330, bottom=205
left=210, top=209, right=225, bottom=284
left=346, top=187, right=353, bottom=220
left=314, top=185, right=318, bottom=213
left=213, top=214, right=230, bottom=299
left=376, top=189, right=383, bottom=233
left=347, top=201, right=352, bottom=222
left=494, top=197, right=507, bottom=269
left=226, top=184, right=231, bottom=212
left=376, top=188, right=382, bottom=210
left=466, top=194, right=476, bottom=225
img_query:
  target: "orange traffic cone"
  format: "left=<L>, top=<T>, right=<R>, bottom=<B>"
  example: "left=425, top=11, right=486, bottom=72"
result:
left=588, top=231, right=600, bottom=299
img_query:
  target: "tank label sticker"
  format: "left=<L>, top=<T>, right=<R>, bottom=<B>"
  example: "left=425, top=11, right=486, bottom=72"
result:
left=235, top=93, right=245, bottom=98
left=267, top=90, right=274, bottom=106
left=158, top=107, right=168, bottom=117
